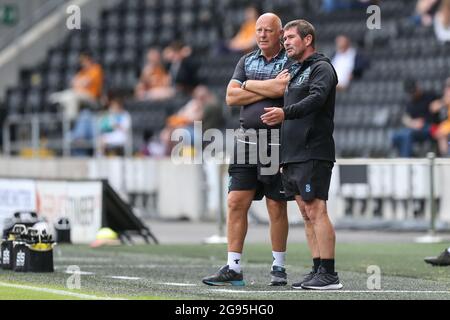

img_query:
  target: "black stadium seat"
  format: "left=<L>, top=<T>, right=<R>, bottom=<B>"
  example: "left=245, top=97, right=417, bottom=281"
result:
left=3, top=0, right=449, bottom=157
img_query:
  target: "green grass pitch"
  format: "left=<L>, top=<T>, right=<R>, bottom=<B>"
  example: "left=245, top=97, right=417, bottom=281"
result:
left=0, top=242, right=449, bottom=300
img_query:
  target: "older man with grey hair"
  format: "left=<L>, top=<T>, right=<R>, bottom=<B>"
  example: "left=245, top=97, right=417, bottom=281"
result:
left=202, top=13, right=295, bottom=287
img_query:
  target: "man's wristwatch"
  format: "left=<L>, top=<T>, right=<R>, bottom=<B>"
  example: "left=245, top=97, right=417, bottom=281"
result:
left=241, top=81, right=247, bottom=90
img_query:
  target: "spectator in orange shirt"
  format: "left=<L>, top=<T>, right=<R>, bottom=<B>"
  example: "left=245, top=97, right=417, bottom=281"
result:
left=161, top=85, right=218, bottom=154
left=216, top=5, right=259, bottom=55
left=430, top=78, right=450, bottom=156
left=166, top=85, right=215, bottom=129
left=135, top=48, right=175, bottom=101
left=228, top=6, right=259, bottom=53
left=50, top=51, right=103, bottom=121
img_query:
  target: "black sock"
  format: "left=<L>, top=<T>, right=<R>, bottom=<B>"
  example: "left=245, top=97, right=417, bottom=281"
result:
left=321, top=259, right=335, bottom=274
left=313, top=257, right=321, bottom=273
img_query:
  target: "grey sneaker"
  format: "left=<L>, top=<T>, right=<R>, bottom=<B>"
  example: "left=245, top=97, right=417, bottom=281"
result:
left=424, top=249, right=450, bottom=266
left=269, top=265, right=287, bottom=286
left=202, top=265, right=245, bottom=286
left=292, top=267, right=316, bottom=290
left=301, top=266, right=343, bottom=290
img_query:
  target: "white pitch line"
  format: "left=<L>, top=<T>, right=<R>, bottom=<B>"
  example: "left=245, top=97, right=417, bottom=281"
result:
left=64, top=271, right=96, bottom=276
left=0, top=281, right=125, bottom=300
left=213, top=289, right=450, bottom=294
left=108, top=276, right=142, bottom=280
left=159, top=282, right=198, bottom=287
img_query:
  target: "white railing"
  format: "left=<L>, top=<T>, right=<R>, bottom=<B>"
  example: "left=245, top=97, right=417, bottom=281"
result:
left=0, top=156, right=448, bottom=232
left=2, top=113, right=133, bottom=157
left=328, top=155, right=450, bottom=232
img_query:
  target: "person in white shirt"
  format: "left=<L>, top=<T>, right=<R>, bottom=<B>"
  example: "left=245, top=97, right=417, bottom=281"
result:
left=434, top=0, right=450, bottom=43
left=331, top=35, right=356, bottom=90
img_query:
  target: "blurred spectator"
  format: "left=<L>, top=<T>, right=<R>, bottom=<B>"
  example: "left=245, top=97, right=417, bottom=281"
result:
left=217, top=5, right=259, bottom=54
left=322, top=0, right=379, bottom=13
left=69, top=106, right=95, bottom=156
left=135, top=48, right=175, bottom=101
left=162, top=85, right=218, bottom=153
left=50, top=51, right=103, bottom=121
left=392, top=80, right=438, bottom=157
left=139, top=129, right=167, bottom=158
left=430, top=78, right=450, bottom=156
left=331, top=35, right=369, bottom=90
left=98, top=92, right=131, bottom=156
left=412, top=0, right=440, bottom=26
left=434, top=0, right=450, bottom=43
left=163, top=41, right=199, bottom=95
left=202, top=98, right=226, bottom=132
left=166, top=85, right=215, bottom=129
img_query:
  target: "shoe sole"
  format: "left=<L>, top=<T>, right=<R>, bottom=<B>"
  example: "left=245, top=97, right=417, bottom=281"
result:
left=424, top=259, right=450, bottom=266
left=301, top=283, right=343, bottom=290
left=202, top=280, right=245, bottom=286
left=291, top=277, right=315, bottom=290
left=269, top=281, right=287, bottom=286
left=269, top=275, right=287, bottom=286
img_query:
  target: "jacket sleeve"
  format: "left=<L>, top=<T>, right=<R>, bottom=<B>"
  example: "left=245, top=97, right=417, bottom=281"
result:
left=283, top=62, right=337, bottom=120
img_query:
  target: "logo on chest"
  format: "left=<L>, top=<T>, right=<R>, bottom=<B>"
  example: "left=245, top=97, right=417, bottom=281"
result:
left=273, top=63, right=283, bottom=73
left=295, top=67, right=311, bottom=86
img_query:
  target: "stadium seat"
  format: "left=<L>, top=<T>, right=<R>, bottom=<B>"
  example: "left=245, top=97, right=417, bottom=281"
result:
left=3, top=0, right=449, bottom=158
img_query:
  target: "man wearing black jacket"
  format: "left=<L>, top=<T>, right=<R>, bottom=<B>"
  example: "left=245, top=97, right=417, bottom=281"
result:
left=202, top=13, right=293, bottom=287
left=261, top=19, right=343, bottom=290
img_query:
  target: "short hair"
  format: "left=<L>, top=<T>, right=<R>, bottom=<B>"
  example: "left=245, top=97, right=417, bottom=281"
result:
left=80, top=50, right=94, bottom=60
left=107, top=89, right=128, bottom=106
left=169, top=40, right=185, bottom=52
left=404, top=79, right=418, bottom=94
left=284, top=19, right=316, bottom=48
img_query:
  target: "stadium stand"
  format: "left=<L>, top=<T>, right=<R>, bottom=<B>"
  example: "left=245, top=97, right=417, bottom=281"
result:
left=2, top=0, right=450, bottom=158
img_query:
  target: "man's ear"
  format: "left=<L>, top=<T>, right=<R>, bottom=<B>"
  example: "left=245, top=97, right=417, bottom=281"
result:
left=306, top=34, right=313, bottom=47
left=279, top=29, right=284, bottom=43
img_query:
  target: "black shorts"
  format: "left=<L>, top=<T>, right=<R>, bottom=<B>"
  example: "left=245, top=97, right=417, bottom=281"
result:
left=228, top=164, right=294, bottom=202
left=282, top=160, right=334, bottom=201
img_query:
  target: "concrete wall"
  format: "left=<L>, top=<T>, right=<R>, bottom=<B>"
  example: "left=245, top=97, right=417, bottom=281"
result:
left=0, top=0, right=53, bottom=42
left=0, top=157, right=449, bottom=228
left=0, top=157, right=207, bottom=222
left=0, top=0, right=120, bottom=100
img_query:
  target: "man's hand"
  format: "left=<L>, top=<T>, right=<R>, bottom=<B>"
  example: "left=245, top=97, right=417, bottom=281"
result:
left=276, top=69, right=291, bottom=80
left=226, top=81, right=266, bottom=106
left=430, top=99, right=443, bottom=113
left=275, top=69, right=291, bottom=86
left=261, top=107, right=285, bottom=126
left=410, top=118, right=425, bottom=130
left=244, top=70, right=291, bottom=99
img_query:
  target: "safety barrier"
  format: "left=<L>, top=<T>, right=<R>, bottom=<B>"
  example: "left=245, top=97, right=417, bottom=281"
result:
left=0, top=156, right=448, bottom=231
